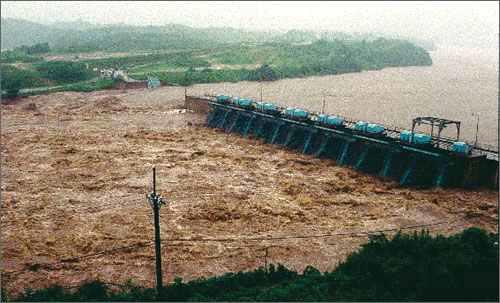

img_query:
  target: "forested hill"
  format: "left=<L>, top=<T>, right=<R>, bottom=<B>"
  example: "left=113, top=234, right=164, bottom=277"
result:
left=0, top=18, right=279, bottom=51
left=1, top=17, right=435, bottom=52
left=1, top=18, right=68, bottom=50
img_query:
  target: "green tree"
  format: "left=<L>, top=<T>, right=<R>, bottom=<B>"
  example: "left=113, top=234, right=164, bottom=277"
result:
left=1, top=65, right=43, bottom=97
left=255, top=64, right=278, bottom=81
left=35, top=61, right=94, bottom=84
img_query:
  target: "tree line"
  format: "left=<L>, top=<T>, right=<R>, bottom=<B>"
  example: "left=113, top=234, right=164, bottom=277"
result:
left=1, top=61, right=96, bottom=97
left=141, top=38, right=432, bottom=86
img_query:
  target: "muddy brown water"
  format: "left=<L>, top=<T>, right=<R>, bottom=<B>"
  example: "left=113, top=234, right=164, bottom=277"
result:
left=188, top=47, right=499, bottom=148
left=1, top=69, right=498, bottom=296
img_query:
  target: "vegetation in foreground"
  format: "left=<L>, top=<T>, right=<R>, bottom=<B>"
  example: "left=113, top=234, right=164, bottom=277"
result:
left=4, top=227, right=498, bottom=302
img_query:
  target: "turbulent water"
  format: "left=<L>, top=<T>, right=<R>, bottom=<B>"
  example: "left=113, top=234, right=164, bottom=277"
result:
left=189, top=47, right=499, bottom=148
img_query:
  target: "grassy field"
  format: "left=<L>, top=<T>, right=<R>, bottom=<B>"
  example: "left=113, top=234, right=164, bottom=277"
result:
left=1, top=38, right=432, bottom=96
left=128, top=62, right=189, bottom=74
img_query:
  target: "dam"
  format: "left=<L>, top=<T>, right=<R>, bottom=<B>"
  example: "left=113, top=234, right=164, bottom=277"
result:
left=185, top=95, right=499, bottom=189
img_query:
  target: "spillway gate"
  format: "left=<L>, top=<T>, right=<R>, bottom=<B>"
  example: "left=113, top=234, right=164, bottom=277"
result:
left=186, top=95, right=498, bottom=189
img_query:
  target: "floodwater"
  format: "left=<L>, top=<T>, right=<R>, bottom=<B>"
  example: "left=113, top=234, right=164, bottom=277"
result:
left=2, top=90, right=497, bottom=295
left=188, top=47, right=499, bottom=148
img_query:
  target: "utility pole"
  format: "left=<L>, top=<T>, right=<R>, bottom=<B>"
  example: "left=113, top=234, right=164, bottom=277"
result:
left=147, top=167, right=166, bottom=297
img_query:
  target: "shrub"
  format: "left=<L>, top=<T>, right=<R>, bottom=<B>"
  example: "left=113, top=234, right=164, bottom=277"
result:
left=331, top=228, right=498, bottom=301
left=59, top=79, right=115, bottom=93
left=0, top=50, right=42, bottom=63
left=1, top=65, right=44, bottom=97
left=35, top=61, right=94, bottom=84
left=15, top=43, right=51, bottom=55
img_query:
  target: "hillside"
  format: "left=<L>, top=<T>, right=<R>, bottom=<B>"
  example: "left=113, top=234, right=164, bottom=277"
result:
left=0, top=18, right=69, bottom=50
left=1, top=18, right=279, bottom=52
left=1, top=17, right=435, bottom=52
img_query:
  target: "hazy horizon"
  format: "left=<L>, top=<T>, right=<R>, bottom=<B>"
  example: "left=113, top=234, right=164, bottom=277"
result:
left=1, top=1, right=498, bottom=49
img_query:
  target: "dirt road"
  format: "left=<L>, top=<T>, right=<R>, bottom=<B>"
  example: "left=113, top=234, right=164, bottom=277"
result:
left=1, top=87, right=497, bottom=296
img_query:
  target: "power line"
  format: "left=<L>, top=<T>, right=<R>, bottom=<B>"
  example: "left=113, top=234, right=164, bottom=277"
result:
left=164, top=219, right=461, bottom=243
left=2, top=218, right=462, bottom=278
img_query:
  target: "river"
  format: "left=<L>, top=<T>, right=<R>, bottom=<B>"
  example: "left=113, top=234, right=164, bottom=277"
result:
left=188, top=46, right=498, bottom=148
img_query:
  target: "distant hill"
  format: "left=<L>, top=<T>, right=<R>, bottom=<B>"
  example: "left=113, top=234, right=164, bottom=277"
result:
left=0, top=18, right=68, bottom=50
left=0, top=17, right=436, bottom=53
left=50, top=19, right=100, bottom=31
left=274, top=29, right=318, bottom=44
left=1, top=18, right=280, bottom=52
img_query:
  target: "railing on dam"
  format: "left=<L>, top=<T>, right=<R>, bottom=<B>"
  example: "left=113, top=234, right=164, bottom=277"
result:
left=188, top=95, right=498, bottom=159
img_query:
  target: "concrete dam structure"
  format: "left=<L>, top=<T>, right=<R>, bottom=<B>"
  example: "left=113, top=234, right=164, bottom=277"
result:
left=185, top=95, right=499, bottom=189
